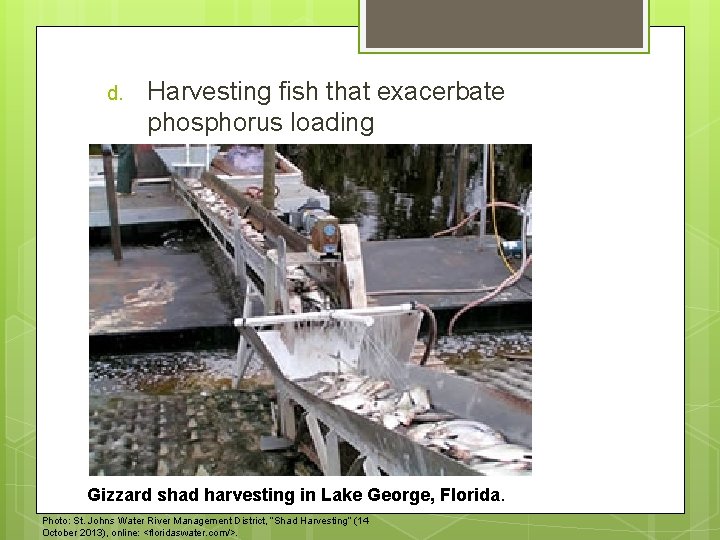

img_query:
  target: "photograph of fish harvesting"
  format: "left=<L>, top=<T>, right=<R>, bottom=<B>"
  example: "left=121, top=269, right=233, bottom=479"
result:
left=89, top=144, right=532, bottom=477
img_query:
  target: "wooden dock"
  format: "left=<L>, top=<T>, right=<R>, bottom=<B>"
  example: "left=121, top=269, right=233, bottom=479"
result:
left=89, top=183, right=194, bottom=227
left=363, top=236, right=531, bottom=308
left=90, top=177, right=531, bottom=345
left=89, top=246, right=237, bottom=353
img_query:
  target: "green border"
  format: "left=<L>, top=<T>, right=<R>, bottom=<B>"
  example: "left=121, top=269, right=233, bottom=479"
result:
left=3, top=1, right=717, bottom=538
left=357, top=0, right=651, bottom=54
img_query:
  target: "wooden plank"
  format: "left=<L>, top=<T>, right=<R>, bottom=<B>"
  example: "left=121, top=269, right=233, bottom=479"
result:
left=338, top=224, right=367, bottom=309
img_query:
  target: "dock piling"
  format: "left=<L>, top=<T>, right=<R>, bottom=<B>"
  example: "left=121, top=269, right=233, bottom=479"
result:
left=101, top=145, right=122, bottom=260
left=263, top=144, right=276, bottom=210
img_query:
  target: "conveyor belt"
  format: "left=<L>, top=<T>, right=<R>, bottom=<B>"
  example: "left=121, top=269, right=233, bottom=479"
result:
left=237, top=308, right=532, bottom=476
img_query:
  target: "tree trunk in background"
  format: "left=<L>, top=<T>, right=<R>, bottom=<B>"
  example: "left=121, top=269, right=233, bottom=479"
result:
left=454, top=145, right=469, bottom=234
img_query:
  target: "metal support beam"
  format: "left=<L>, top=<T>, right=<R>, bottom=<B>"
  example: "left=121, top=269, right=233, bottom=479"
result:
left=235, top=282, right=256, bottom=385
left=101, top=145, right=122, bottom=260
left=278, top=391, right=297, bottom=442
left=264, top=250, right=278, bottom=315
left=479, top=144, right=489, bottom=250
left=275, top=236, right=290, bottom=314
left=306, top=413, right=328, bottom=473
left=305, top=413, right=341, bottom=476
left=234, top=306, right=413, bottom=328
left=325, top=430, right=342, bottom=476
left=363, top=457, right=381, bottom=476
left=346, top=455, right=365, bottom=476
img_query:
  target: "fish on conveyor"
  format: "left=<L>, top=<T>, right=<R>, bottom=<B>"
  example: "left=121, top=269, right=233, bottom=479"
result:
left=393, top=409, right=415, bottom=426
left=295, top=372, right=532, bottom=474
left=357, top=378, right=390, bottom=397
left=407, top=420, right=507, bottom=452
left=375, top=388, right=397, bottom=400
left=337, top=376, right=366, bottom=395
left=331, top=392, right=373, bottom=414
left=409, top=386, right=430, bottom=412
left=436, top=420, right=506, bottom=448
left=319, top=374, right=338, bottom=385
left=396, top=392, right=413, bottom=410
left=446, top=442, right=474, bottom=461
left=317, top=384, right=341, bottom=400
left=371, top=399, right=397, bottom=415
left=471, top=443, right=532, bottom=463
left=302, top=291, right=325, bottom=307
left=406, top=423, right=436, bottom=443
left=382, top=414, right=401, bottom=430
left=184, top=179, right=203, bottom=189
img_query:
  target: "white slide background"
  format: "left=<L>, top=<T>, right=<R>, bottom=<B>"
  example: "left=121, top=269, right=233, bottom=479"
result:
left=36, top=27, right=684, bottom=513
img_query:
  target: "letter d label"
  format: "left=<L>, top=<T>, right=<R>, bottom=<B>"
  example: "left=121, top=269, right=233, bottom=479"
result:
left=108, top=85, right=121, bottom=101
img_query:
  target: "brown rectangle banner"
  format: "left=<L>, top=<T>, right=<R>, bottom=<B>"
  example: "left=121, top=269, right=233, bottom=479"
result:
left=364, top=0, right=645, bottom=50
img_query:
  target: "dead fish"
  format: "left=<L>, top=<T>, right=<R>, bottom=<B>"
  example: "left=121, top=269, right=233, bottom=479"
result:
left=338, top=378, right=366, bottom=394
left=382, top=414, right=401, bottom=430
left=396, top=392, right=413, bottom=410
left=426, top=438, right=450, bottom=451
left=287, top=267, right=308, bottom=281
left=409, top=386, right=431, bottom=412
left=302, top=291, right=324, bottom=305
left=446, top=443, right=474, bottom=462
left=424, top=425, right=450, bottom=440
left=332, top=392, right=371, bottom=412
left=394, top=409, right=415, bottom=426
left=406, top=423, right=437, bottom=443
left=288, top=295, right=302, bottom=314
left=357, top=378, right=389, bottom=396
left=375, top=388, right=396, bottom=400
left=371, top=399, right=396, bottom=415
left=318, top=385, right=340, bottom=400
left=472, top=444, right=532, bottom=463
left=371, top=380, right=391, bottom=395
left=441, top=420, right=506, bottom=448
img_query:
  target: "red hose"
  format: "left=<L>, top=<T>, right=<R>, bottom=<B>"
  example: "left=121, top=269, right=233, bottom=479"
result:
left=448, top=254, right=532, bottom=335
left=432, top=201, right=521, bottom=238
